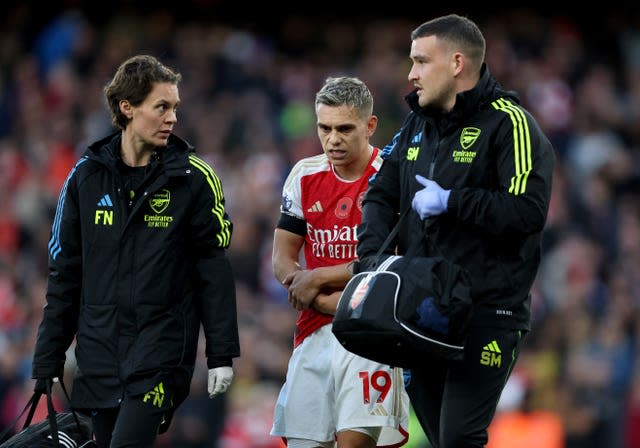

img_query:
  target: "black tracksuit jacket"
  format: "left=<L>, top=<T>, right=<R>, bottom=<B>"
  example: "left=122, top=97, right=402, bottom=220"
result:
left=357, top=65, right=555, bottom=330
left=32, top=132, right=240, bottom=408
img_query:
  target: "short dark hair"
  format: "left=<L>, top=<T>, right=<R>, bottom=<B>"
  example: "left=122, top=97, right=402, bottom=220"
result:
left=103, top=54, right=182, bottom=130
left=411, top=14, right=486, bottom=72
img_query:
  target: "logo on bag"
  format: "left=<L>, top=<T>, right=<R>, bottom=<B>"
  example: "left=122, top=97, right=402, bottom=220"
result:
left=350, top=275, right=372, bottom=309
left=47, top=431, right=79, bottom=448
left=480, top=340, right=502, bottom=368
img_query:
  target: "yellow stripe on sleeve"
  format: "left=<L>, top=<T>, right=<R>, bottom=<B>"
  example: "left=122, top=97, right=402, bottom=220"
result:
left=491, top=99, right=532, bottom=195
left=188, top=155, right=232, bottom=247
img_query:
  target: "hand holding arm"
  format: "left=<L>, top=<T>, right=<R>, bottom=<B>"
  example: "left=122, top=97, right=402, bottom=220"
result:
left=411, top=174, right=450, bottom=220
left=284, top=269, right=319, bottom=310
left=286, top=263, right=353, bottom=311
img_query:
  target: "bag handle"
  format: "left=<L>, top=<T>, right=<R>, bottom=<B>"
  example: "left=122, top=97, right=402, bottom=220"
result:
left=0, top=378, right=85, bottom=446
left=373, top=207, right=409, bottom=263
left=45, top=380, right=60, bottom=446
left=372, top=206, right=423, bottom=266
left=0, top=389, right=41, bottom=442
left=45, top=378, right=83, bottom=446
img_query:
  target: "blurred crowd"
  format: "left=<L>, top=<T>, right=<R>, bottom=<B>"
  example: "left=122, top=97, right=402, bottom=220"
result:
left=1, top=4, right=640, bottom=447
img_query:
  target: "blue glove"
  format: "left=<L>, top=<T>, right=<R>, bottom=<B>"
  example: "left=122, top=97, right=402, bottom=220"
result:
left=412, top=174, right=450, bottom=220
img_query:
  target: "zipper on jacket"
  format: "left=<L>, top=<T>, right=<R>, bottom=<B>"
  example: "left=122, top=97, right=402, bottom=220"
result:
left=423, top=125, right=443, bottom=254
left=427, top=124, right=441, bottom=180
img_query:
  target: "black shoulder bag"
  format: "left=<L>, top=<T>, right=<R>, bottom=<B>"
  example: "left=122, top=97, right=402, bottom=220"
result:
left=332, top=208, right=474, bottom=368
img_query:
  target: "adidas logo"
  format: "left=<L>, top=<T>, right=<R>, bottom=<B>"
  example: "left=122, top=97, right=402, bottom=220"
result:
left=483, top=340, right=501, bottom=353
left=480, top=340, right=502, bottom=368
left=47, top=430, right=78, bottom=448
left=370, top=404, right=389, bottom=416
left=97, top=194, right=113, bottom=207
left=307, top=201, right=323, bottom=213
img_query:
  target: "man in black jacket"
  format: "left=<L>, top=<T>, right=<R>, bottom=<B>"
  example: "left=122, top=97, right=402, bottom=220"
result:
left=31, top=55, right=240, bottom=448
left=356, top=14, right=555, bottom=448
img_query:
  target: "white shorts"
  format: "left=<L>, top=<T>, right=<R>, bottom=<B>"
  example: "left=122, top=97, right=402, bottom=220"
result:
left=271, top=324, right=409, bottom=447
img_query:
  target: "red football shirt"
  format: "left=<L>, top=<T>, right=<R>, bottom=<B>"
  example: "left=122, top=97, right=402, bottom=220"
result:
left=279, top=147, right=382, bottom=347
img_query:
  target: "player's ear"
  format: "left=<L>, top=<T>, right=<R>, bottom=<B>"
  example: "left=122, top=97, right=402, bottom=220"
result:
left=367, top=115, right=378, bottom=136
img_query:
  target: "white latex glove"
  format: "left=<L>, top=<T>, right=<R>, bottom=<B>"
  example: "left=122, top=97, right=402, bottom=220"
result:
left=208, top=366, right=234, bottom=398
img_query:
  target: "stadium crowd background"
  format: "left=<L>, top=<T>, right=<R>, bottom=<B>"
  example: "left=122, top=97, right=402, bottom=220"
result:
left=1, top=3, right=640, bottom=447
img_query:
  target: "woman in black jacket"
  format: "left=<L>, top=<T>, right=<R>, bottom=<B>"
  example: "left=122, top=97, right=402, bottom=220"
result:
left=32, top=54, right=240, bottom=448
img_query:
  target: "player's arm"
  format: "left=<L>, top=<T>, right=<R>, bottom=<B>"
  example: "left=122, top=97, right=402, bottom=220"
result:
left=272, top=228, right=304, bottom=285
left=311, top=290, right=343, bottom=315
left=286, top=261, right=354, bottom=310
left=301, top=261, right=355, bottom=289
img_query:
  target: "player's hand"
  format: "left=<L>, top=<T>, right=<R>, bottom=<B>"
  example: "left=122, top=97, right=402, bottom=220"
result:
left=412, top=174, right=450, bottom=219
left=287, top=270, right=320, bottom=310
left=208, top=366, right=234, bottom=398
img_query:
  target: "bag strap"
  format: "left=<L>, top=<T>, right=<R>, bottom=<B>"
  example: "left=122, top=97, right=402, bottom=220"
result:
left=54, top=379, right=83, bottom=432
left=0, top=379, right=85, bottom=446
left=45, top=380, right=60, bottom=446
left=373, top=206, right=410, bottom=263
left=46, top=379, right=85, bottom=446
left=0, top=389, right=41, bottom=441
left=372, top=206, right=422, bottom=266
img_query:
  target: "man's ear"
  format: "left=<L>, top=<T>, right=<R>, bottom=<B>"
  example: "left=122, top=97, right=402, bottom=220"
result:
left=367, top=115, right=379, bottom=137
left=452, top=52, right=465, bottom=77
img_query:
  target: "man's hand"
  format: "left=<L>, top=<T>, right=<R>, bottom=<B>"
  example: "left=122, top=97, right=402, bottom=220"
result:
left=283, top=269, right=320, bottom=310
left=412, top=174, right=450, bottom=219
left=208, top=367, right=234, bottom=398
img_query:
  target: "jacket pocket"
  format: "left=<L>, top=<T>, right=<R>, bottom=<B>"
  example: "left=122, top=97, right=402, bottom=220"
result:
left=131, top=304, right=189, bottom=372
left=76, top=304, right=118, bottom=375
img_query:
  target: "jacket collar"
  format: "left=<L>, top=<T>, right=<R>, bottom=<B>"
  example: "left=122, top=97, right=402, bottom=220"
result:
left=86, top=132, right=194, bottom=171
left=405, top=63, right=519, bottom=124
